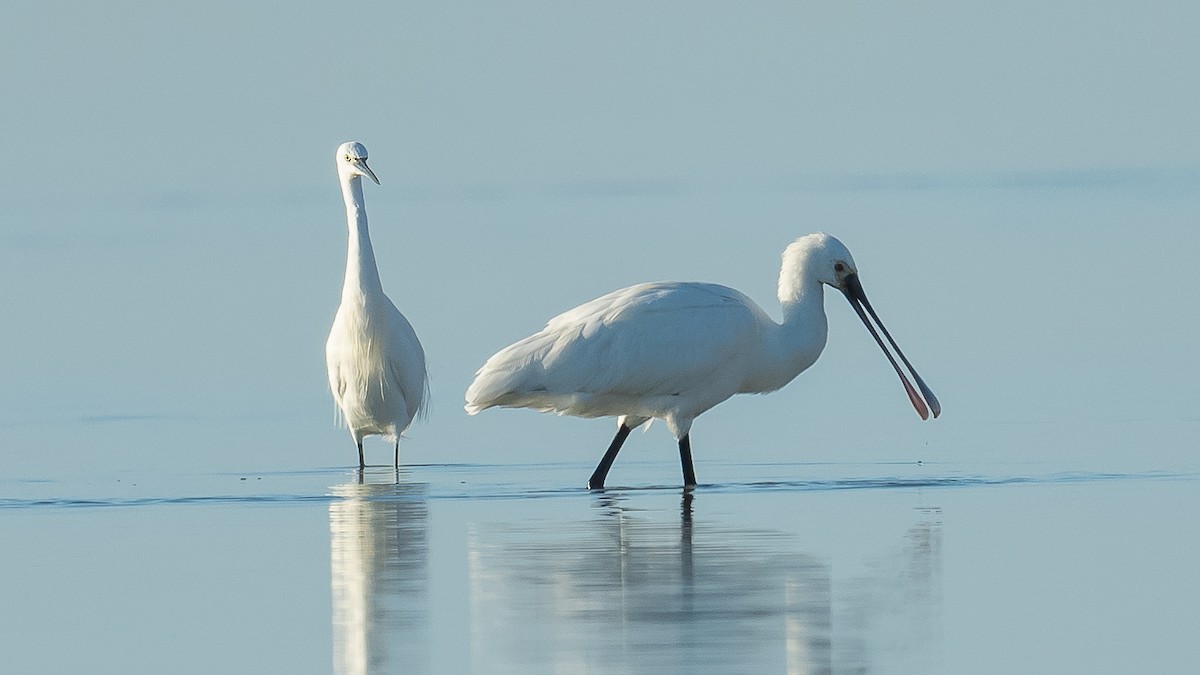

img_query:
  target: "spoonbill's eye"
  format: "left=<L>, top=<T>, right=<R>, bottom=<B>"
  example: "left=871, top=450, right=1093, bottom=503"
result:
left=834, top=262, right=846, bottom=272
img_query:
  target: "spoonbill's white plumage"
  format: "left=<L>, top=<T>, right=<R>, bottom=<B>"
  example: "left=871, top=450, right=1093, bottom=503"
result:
left=326, top=141, right=427, bottom=469
left=465, top=233, right=938, bottom=489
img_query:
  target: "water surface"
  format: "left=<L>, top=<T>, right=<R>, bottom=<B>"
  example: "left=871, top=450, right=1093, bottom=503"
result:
left=4, top=463, right=1196, bottom=674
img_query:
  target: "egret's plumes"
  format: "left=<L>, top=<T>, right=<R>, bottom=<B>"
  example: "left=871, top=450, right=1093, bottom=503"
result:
left=326, top=141, right=428, bottom=469
left=466, top=233, right=938, bottom=489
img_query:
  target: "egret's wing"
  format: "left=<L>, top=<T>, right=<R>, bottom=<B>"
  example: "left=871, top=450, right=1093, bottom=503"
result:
left=325, top=342, right=348, bottom=401
left=381, top=299, right=429, bottom=424
left=324, top=339, right=350, bottom=431
left=385, top=352, right=429, bottom=423
left=334, top=368, right=347, bottom=400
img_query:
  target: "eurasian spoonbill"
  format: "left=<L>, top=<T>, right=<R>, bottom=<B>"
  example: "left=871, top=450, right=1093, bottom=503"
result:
left=464, top=232, right=938, bottom=488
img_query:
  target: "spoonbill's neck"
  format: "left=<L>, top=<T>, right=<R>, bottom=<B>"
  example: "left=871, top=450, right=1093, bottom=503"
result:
left=340, top=175, right=384, bottom=299
left=779, top=272, right=827, bottom=329
left=743, top=273, right=829, bottom=394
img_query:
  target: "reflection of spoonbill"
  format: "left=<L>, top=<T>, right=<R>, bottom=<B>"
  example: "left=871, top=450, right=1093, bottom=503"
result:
left=465, top=233, right=938, bottom=489
left=326, top=142, right=427, bottom=469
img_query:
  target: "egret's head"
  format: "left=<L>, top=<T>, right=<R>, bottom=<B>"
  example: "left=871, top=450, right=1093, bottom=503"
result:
left=335, top=141, right=379, bottom=185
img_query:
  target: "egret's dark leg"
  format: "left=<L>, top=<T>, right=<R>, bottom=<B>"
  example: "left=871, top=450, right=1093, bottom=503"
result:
left=394, top=438, right=400, bottom=469
left=588, top=424, right=633, bottom=490
left=357, top=440, right=365, bottom=470
left=678, top=434, right=697, bottom=487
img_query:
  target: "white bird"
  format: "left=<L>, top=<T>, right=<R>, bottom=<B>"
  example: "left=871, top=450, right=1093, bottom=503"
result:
left=326, top=141, right=428, bottom=469
left=465, top=233, right=938, bottom=489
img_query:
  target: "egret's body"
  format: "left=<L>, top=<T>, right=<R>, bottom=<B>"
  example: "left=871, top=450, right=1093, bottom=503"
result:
left=465, top=233, right=938, bottom=489
left=326, top=141, right=427, bottom=469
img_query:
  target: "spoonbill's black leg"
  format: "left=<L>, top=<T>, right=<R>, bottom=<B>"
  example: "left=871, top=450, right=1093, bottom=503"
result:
left=357, top=440, right=365, bottom=470
left=680, top=488, right=694, bottom=582
left=588, top=424, right=633, bottom=490
left=678, top=435, right=697, bottom=487
left=394, top=438, right=400, bottom=469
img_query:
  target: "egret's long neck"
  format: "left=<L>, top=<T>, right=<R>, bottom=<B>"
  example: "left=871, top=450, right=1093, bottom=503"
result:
left=340, top=175, right=384, bottom=299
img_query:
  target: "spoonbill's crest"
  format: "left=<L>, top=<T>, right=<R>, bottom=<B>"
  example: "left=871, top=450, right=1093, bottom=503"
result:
left=778, top=232, right=857, bottom=300
left=465, top=232, right=939, bottom=489
left=326, top=141, right=427, bottom=469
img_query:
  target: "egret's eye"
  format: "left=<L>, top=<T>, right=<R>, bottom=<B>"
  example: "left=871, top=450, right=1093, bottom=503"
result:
left=834, top=262, right=846, bottom=272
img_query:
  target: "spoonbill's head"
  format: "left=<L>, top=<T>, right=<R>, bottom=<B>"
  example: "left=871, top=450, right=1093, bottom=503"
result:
left=779, top=233, right=858, bottom=299
left=797, top=232, right=860, bottom=287
left=335, top=141, right=380, bottom=185
left=785, top=232, right=941, bottom=421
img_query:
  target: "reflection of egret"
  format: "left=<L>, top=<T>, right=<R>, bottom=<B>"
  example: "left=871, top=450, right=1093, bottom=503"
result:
left=467, top=491, right=834, bottom=673
left=466, top=233, right=938, bottom=488
left=326, top=141, right=428, bottom=469
left=329, top=473, right=429, bottom=675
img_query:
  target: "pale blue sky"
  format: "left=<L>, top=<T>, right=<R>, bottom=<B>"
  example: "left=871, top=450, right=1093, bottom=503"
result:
left=2, top=2, right=1198, bottom=475
left=4, top=1, right=1198, bottom=188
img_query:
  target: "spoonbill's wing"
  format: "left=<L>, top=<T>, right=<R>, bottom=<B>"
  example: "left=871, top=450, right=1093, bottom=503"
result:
left=466, top=282, right=765, bottom=416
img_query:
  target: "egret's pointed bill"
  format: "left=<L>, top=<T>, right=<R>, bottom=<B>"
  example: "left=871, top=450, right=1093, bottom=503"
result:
left=353, top=158, right=380, bottom=185
left=840, top=273, right=940, bottom=420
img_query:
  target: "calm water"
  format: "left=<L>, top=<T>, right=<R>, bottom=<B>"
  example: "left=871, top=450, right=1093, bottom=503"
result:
left=4, top=462, right=1197, bottom=674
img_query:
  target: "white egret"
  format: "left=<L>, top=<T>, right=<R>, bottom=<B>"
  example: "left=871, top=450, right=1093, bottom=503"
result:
left=465, top=233, right=938, bottom=489
left=326, top=141, right=428, bottom=469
